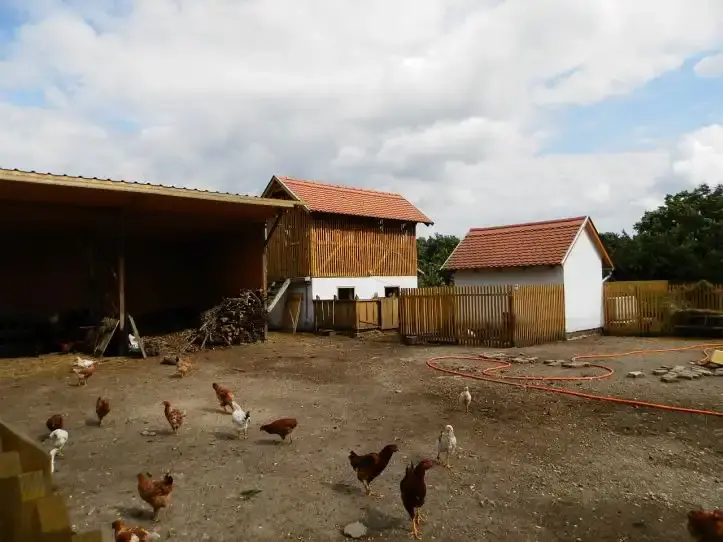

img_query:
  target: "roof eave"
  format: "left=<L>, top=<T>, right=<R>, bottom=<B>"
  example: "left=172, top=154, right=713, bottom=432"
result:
left=265, top=175, right=312, bottom=212
left=308, top=209, right=433, bottom=225
left=0, top=169, right=296, bottom=210
left=448, top=263, right=562, bottom=272
left=560, top=216, right=615, bottom=269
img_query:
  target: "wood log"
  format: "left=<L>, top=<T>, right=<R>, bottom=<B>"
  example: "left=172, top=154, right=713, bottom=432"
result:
left=188, top=289, right=268, bottom=349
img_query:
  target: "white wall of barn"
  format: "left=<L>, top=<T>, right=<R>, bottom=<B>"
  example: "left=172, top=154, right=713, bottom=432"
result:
left=562, top=227, right=605, bottom=334
left=310, top=276, right=418, bottom=300
left=268, top=275, right=418, bottom=332
left=452, top=266, right=563, bottom=286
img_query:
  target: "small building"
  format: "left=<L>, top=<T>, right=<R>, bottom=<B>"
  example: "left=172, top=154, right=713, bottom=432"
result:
left=442, top=216, right=614, bottom=336
left=0, top=168, right=295, bottom=356
left=261, top=175, right=433, bottom=330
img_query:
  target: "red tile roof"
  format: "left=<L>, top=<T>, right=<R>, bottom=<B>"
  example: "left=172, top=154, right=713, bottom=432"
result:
left=269, top=176, right=434, bottom=224
left=443, top=216, right=613, bottom=270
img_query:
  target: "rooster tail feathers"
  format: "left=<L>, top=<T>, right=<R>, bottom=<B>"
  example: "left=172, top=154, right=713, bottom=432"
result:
left=163, top=473, right=173, bottom=485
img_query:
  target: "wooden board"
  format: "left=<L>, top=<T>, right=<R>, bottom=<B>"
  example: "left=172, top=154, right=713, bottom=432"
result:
left=284, top=294, right=303, bottom=333
left=93, top=317, right=118, bottom=357
left=127, top=314, right=147, bottom=359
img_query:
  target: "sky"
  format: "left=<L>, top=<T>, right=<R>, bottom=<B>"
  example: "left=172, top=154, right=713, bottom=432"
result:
left=1, top=1, right=723, bottom=237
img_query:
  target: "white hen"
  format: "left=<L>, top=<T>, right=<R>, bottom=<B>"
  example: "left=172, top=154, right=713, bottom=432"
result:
left=458, top=386, right=472, bottom=413
left=49, top=428, right=68, bottom=455
left=230, top=401, right=251, bottom=439
left=73, top=356, right=95, bottom=369
left=436, top=424, right=458, bottom=468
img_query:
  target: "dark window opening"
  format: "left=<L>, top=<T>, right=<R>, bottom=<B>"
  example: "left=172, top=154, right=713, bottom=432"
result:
left=384, top=286, right=400, bottom=297
left=337, top=287, right=355, bottom=300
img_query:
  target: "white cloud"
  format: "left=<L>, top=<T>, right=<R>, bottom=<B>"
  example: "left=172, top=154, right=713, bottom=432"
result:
left=0, top=0, right=723, bottom=236
left=694, top=52, right=723, bottom=78
left=672, top=125, right=723, bottom=186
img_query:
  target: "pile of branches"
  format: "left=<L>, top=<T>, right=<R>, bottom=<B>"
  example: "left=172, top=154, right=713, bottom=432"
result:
left=143, top=330, right=200, bottom=357
left=188, top=289, right=268, bottom=349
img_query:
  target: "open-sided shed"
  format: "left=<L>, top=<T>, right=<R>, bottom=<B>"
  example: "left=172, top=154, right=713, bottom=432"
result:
left=0, top=168, right=296, bottom=355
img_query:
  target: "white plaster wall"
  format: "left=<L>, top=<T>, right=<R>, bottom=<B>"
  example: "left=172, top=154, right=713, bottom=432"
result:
left=562, top=228, right=604, bottom=333
left=453, top=267, right=563, bottom=286
left=310, top=276, right=418, bottom=300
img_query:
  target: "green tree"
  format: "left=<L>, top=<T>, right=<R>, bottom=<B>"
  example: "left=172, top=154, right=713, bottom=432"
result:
left=598, top=231, right=643, bottom=281
left=417, top=234, right=460, bottom=287
left=601, top=183, right=723, bottom=283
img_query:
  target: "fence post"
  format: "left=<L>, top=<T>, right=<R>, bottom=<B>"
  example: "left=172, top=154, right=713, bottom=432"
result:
left=507, top=289, right=516, bottom=347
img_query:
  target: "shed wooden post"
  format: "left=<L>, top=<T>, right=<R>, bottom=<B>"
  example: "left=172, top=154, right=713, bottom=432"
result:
left=262, top=220, right=269, bottom=342
left=118, top=212, right=126, bottom=354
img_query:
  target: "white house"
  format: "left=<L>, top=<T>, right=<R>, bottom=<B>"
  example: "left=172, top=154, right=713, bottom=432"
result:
left=442, top=216, right=614, bottom=336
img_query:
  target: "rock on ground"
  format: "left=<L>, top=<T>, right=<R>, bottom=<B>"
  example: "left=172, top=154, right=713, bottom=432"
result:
left=343, top=521, right=368, bottom=538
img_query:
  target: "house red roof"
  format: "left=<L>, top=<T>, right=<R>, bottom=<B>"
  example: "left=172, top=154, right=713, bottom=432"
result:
left=443, top=216, right=614, bottom=270
left=268, top=176, right=434, bottom=224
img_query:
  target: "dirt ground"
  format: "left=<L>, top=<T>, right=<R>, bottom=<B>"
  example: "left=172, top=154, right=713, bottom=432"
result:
left=0, top=333, right=721, bottom=542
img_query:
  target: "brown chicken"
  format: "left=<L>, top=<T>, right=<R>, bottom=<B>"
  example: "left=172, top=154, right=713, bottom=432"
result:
left=162, top=401, right=185, bottom=435
left=96, top=397, right=110, bottom=425
left=688, top=509, right=723, bottom=541
left=46, top=414, right=64, bottom=432
left=400, top=459, right=436, bottom=539
left=175, top=358, right=193, bottom=378
left=260, top=418, right=297, bottom=443
left=73, top=363, right=96, bottom=386
left=137, top=472, right=174, bottom=521
left=111, top=519, right=159, bottom=541
left=348, top=443, right=399, bottom=496
left=212, top=382, right=234, bottom=412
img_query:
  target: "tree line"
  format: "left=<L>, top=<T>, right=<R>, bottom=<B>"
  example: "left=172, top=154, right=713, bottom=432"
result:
left=417, top=183, right=723, bottom=286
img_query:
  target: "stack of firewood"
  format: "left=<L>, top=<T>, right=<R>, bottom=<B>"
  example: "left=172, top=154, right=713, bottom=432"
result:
left=189, top=289, right=268, bottom=348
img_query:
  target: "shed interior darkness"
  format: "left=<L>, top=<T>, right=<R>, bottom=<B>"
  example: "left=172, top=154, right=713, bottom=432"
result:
left=0, top=176, right=287, bottom=357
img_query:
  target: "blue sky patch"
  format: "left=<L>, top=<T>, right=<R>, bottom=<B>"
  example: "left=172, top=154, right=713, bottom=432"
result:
left=542, top=54, right=723, bottom=155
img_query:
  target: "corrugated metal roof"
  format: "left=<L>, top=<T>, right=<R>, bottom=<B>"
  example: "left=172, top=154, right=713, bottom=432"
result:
left=0, top=168, right=296, bottom=208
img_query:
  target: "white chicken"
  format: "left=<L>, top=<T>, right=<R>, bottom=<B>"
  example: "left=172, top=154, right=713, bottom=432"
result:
left=458, top=386, right=472, bottom=413
left=230, top=401, right=251, bottom=439
left=49, top=448, right=60, bottom=473
left=49, top=428, right=69, bottom=455
left=436, top=424, right=458, bottom=468
left=73, top=356, right=95, bottom=369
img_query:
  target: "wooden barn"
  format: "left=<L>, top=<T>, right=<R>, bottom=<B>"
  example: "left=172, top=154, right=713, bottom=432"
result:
left=0, top=168, right=295, bottom=356
left=261, top=175, right=433, bottom=331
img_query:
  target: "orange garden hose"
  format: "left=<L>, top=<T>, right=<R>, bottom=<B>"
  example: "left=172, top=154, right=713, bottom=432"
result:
left=426, top=343, right=723, bottom=418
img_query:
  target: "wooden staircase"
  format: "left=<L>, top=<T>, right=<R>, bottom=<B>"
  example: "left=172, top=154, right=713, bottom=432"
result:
left=267, top=278, right=291, bottom=313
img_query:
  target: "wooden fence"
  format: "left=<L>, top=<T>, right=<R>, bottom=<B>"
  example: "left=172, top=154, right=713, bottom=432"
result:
left=398, top=284, right=565, bottom=347
left=604, top=280, right=723, bottom=336
left=313, top=297, right=399, bottom=332
left=0, top=419, right=102, bottom=542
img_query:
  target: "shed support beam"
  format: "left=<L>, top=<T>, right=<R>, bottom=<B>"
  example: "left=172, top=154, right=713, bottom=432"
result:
left=264, top=211, right=285, bottom=250
left=118, top=211, right=126, bottom=354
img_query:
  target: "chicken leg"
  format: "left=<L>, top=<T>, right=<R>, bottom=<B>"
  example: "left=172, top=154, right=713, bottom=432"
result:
left=409, top=513, right=422, bottom=539
left=362, top=481, right=384, bottom=499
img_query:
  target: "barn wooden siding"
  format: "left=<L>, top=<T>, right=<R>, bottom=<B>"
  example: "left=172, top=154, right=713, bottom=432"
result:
left=309, top=214, right=417, bottom=278
left=266, top=206, right=312, bottom=282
